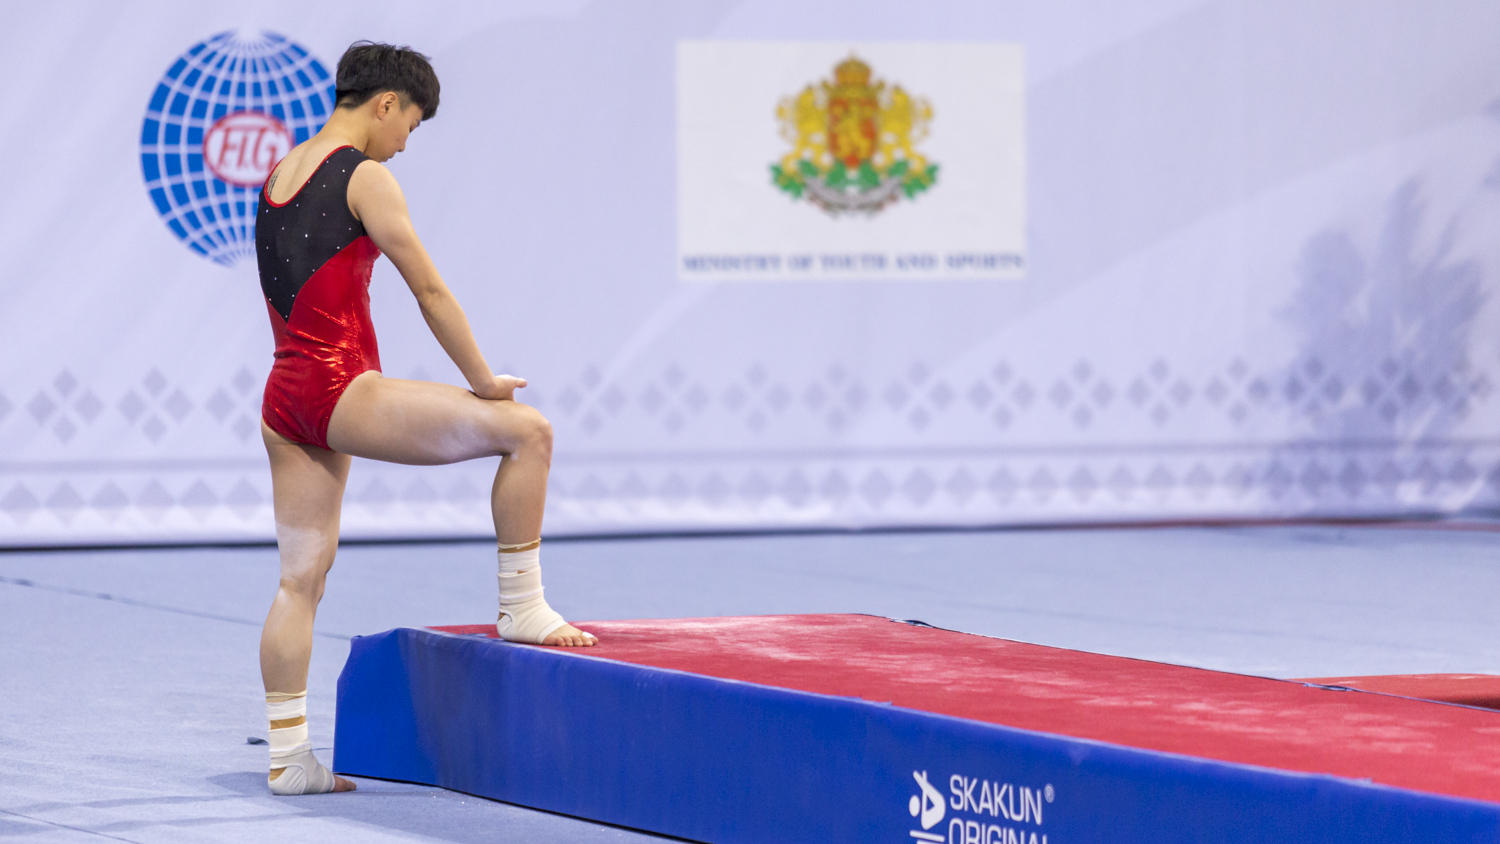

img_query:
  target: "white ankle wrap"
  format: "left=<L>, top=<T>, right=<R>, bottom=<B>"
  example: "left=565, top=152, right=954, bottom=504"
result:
left=496, top=542, right=568, bottom=644
left=267, top=692, right=310, bottom=758
left=266, top=694, right=306, bottom=723
left=266, top=691, right=336, bottom=795
left=267, top=747, right=336, bottom=796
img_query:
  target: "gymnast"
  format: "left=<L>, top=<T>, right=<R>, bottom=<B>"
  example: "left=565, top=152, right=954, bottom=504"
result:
left=255, top=41, right=595, bottom=796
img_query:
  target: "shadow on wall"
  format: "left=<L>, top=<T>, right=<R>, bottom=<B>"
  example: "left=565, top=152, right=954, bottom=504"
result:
left=1266, top=179, right=1488, bottom=509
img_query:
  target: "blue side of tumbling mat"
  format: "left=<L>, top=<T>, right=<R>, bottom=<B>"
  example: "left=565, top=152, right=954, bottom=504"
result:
left=334, top=628, right=1500, bottom=843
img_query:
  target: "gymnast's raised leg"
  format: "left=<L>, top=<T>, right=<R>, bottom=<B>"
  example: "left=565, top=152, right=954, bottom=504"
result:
left=327, top=370, right=596, bottom=648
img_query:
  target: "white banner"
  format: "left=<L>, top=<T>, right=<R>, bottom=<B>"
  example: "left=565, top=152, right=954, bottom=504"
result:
left=677, top=42, right=1026, bottom=281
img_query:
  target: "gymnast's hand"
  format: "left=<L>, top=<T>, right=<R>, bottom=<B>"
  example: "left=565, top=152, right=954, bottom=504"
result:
left=473, top=374, right=528, bottom=401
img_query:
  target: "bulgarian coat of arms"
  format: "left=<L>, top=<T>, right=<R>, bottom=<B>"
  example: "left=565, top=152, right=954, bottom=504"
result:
left=770, top=55, right=938, bottom=216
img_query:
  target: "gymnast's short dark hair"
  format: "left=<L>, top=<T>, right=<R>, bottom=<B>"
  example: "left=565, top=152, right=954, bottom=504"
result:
left=335, top=41, right=440, bottom=120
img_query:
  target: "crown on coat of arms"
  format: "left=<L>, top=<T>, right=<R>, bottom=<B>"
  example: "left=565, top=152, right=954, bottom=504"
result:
left=833, top=56, right=872, bottom=87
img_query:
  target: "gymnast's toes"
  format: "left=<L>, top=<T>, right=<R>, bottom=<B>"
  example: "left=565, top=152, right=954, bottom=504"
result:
left=544, top=623, right=598, bottom=647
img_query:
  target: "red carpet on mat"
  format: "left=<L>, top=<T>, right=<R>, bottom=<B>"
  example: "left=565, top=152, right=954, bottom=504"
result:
left=1299, top=673, right=1500, bottom=710
left=432, top=614, right=1500, bottom=803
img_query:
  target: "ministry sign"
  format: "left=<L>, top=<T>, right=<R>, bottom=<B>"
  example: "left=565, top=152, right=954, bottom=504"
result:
left=678, top=42, right=1025, bottom=281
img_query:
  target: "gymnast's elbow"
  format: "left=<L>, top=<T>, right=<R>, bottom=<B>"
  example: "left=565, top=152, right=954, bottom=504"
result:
left=409, top=276, right=456, bottom=312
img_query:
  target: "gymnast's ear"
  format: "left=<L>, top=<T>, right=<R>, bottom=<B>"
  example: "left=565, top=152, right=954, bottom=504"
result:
left=373, top=91, right=403, bottom=119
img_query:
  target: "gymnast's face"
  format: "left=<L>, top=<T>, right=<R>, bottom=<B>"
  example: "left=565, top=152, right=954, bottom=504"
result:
left=365, top=93, right=424, bottom=163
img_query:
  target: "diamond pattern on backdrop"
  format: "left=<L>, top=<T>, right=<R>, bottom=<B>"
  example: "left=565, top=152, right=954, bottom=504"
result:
left=3, top=366, right=270, bottom=538
left=26, top=370, right=106, bottom=445
left=546, top=450, right=1497, bottom=518
left=535, top=355, right=1491, bottom=442
left=3, top=353, right=1496, bottom=543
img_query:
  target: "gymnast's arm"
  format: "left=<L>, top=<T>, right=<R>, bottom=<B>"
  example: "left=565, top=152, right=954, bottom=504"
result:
left=347, top=161, right=523, bottom=401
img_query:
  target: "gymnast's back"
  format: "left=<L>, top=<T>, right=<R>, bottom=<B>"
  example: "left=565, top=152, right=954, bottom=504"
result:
left=255, top=144, right=383, bottom=448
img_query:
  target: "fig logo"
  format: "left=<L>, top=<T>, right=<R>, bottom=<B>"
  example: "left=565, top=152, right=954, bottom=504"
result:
left=140, top=30, right=334, bottom=265
left=909, top=770, right=946, bottom=832
left=204, top=112, right=293, bottom=187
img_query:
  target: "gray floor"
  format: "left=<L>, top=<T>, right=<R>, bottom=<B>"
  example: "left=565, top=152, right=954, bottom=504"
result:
left=2, top=524, right=1498, bottom=841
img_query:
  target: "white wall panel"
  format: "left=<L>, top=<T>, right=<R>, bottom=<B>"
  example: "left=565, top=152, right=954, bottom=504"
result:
left=3, top=0, right=1499, bottom=545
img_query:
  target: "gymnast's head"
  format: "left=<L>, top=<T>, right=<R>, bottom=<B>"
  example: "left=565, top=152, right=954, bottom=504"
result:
left=333, top=41, right=440, bottom=162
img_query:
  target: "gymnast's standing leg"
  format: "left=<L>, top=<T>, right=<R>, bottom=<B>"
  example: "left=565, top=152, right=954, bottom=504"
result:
left=259, top=423, right=357, bottom=794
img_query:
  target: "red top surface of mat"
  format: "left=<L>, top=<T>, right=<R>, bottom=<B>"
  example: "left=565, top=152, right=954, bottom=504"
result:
left=431, top=614, right=1500, bottom=803
left=1299, top=673, right=1500, bottom=710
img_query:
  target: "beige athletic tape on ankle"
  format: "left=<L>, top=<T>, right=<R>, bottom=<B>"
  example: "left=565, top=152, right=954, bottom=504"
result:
left=266, top=691, right=310, bottom=760
left=498, top=545, right=540, bottom=576
left=266, top=691, right=307, bottom=722
left=269, top=723, right=311, bottom=758
left=495, top=543, right=567, bottom=643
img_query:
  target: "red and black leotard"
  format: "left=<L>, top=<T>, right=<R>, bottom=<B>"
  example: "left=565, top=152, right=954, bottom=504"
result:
left=256, top=146, right=381, bottom=449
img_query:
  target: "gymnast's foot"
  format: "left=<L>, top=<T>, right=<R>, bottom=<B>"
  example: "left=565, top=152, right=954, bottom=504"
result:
left=544, top=622, right=598, bottom=648
left=265, top=692, right=358, bottom=795
left=270, top=767, right=358, bottom=793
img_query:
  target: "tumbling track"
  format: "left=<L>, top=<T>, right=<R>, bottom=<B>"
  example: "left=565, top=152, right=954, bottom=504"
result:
left=8, top=525, right=1500, bottom=842
left=335, top=614, right=1500, bottom=843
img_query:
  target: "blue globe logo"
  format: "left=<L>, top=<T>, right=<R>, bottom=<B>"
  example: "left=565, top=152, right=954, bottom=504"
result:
left=140, top=30, right=335, bottom=265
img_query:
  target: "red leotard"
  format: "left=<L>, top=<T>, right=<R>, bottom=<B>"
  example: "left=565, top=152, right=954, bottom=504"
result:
left=256, top=146, right=381, bottom=449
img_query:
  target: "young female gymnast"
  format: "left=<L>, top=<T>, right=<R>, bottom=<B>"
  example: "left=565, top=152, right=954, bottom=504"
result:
left=255, top=42, right=596, bottom=796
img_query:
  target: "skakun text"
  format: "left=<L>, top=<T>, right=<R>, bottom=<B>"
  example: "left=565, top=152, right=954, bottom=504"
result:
left=949, top=775, right=1045, bottom=824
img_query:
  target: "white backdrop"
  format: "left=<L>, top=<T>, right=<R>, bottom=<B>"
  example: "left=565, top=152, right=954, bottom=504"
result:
left=4, top=0, right=1500, bottom=545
